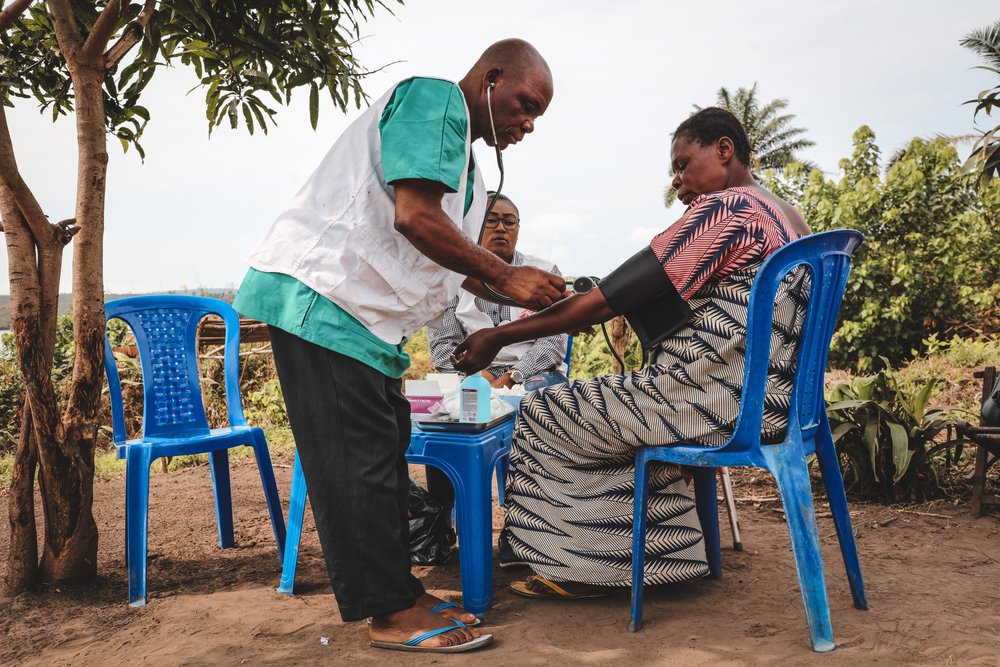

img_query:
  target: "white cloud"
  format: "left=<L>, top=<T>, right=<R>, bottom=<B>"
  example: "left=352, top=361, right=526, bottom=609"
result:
left=525, top=212, right=583, bottom=235
left=629, top=226, right=662, bottom=243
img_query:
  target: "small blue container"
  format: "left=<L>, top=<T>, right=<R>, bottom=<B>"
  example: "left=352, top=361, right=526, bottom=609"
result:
left=459, top=374, right=492, bottom=423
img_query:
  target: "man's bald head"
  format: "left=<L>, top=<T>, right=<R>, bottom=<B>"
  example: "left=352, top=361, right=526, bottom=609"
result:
left=467, top=38, right=552, bottom=84
left=459, top=39, right=553, bottom=149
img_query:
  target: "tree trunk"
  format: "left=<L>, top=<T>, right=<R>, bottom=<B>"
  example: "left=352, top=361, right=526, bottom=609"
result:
left=3, top=406, right=38, bottom=595
left=0, top=175, right=53, bottom=595
left=36, top=66, right=106, bottom=584
left=609, top=316, right=632, bottom=374
left=0, top=71, right=104, bottom=591
left=2, top=0, right=120, bottom=594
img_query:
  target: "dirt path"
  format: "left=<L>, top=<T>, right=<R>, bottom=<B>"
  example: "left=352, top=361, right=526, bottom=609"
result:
left=2, top=452, right=999, bottom=665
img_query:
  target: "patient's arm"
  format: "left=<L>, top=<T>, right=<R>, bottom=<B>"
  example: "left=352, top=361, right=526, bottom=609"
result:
left=452, top=288, right=614, bottom=374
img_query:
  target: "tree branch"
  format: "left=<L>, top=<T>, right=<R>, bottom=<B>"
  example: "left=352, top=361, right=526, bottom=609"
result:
left=82, top=0, right=132, bottom=62
left=45, top=0, right=84, bottom=61
left=0, top=0, right=33, bottom=33
left=104, top=0, right=155, bottom=72
left=0, top=105, right=58, bottom=249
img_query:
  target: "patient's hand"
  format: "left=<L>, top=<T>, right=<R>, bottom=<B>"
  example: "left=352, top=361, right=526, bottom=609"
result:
left=490, top=372, right=515, bottom=389
left=452, top=330, right=502, bottom=374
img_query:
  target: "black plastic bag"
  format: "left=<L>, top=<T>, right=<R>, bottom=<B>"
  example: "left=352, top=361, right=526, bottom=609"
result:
left=408, top=479, right=456, bottom=565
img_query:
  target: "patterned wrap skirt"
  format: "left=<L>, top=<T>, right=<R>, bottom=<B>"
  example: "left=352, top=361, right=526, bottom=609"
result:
left=504, top=265, right=810, bottom=586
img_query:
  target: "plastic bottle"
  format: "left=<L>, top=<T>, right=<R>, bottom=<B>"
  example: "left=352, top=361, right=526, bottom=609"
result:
left=459, top=374, right=492, bottom=423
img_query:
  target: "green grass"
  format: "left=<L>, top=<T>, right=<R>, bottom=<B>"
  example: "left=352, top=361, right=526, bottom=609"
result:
left=0, top=426, right=297, bottom=489
left=895, top=334, right=1000, bottom=411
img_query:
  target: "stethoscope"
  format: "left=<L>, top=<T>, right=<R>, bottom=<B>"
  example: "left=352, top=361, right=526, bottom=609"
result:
left=474, top=79, right=519, bottom=307
left=473, top=81, right=637, bottom=370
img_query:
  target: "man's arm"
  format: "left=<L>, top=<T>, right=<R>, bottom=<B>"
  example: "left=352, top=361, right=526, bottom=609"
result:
left=392, top=179, right=566, bottom=311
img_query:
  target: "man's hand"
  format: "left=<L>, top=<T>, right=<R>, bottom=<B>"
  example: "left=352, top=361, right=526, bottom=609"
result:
left=493, top=265, right=568, bottom=311
left=452, top=329, right=503, bottom=375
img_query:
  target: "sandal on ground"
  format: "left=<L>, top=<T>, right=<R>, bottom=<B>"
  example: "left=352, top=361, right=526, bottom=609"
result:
left=509, top=575, right=611, bottom=600
left=370, top=619, right=493, bottom=653
left=428, top=601, right=482, bottom=627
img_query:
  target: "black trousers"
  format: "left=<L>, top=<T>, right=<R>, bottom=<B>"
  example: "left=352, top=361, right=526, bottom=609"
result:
left=268, top=326, right=424, bottom=621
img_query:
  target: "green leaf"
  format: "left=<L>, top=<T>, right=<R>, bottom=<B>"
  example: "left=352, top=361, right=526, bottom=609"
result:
left=309, top=81, right=319, bottom=130
left=831, top=422, right=857, bottom=443
left=242, top=102, right=254, bottom=135
left=887, top=421, right=912, bottom=483
left=248, top=98, right=268, bottom=135
left=863, top=418, right=880, bottom=482
left=910, top=379, right=937, bottom=420
left=826, top=399, right=873, bottom=412
left=856, top=377, right=878, bottom=400
left=227, top=98, right=238, bottom=129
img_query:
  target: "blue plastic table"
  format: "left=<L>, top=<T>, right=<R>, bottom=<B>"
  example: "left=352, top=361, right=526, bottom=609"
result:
left=278, top=414, right=516, bottom=616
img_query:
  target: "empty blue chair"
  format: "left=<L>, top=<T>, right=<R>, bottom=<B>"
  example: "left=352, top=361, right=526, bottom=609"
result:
left=104, top=295, right=286, bottom=607
left=629, top=230, right=868, bottom=652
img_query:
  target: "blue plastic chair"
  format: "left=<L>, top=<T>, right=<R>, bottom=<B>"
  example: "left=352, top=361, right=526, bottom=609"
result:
left=629, top=230, right=868, bottom=652
left=104, top=295, right=286, bottom=607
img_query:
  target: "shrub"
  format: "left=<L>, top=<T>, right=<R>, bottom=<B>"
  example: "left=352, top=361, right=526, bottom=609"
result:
left=404, top=327, right=433, bottom=380
left=826, top=360, right=968, bottom=502
left=0, top=332, right=24, bottom=454
left=765, top=128, right=1000, bottom=370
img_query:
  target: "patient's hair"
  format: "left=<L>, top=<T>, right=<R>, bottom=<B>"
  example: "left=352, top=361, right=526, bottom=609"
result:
left=674, top=107, right=752, bottom=167
left=486, top=191, right=519, bottom=217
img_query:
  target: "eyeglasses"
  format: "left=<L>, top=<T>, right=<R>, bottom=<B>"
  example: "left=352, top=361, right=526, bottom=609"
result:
left=484, top=215, right=520, bottom=230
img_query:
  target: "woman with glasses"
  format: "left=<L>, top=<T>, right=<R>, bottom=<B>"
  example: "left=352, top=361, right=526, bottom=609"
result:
left=428, top=192, right=569, bottom=392
left=426, top=193, right=569, bottom=541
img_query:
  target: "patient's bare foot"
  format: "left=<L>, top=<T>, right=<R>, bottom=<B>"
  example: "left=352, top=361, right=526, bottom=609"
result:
left=369, top=605, right=479, bottom=648
left=417, top=592, right=479, bottom=625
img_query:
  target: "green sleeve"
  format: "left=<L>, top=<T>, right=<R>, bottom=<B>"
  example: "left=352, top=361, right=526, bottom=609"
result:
left=379, top=78, right=469, bottom=192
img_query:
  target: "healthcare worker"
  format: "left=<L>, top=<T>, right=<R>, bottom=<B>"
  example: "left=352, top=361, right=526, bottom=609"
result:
left=233, top=39, right=562, bottom=654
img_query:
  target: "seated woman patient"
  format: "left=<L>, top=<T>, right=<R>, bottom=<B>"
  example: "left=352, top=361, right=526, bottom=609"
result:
left=452, top=107, right=812, bottom=598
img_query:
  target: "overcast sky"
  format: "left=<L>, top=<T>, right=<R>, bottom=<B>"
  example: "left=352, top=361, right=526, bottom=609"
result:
left=3, top=0, right=997, bottom=294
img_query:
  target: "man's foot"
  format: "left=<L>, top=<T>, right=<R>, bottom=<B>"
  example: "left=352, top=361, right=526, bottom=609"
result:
left=369, top=605, right=491, bottom=652
left=417, top=592, right=480, bottom=626
left=509, top=574, right=611, bottom=600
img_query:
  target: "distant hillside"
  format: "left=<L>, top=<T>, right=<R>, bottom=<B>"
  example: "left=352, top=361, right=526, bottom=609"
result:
left=0, top=289, right=236, bottom=330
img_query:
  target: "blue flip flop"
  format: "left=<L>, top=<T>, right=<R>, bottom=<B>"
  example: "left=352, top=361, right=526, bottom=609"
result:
left=370, top=619, right=493, bottom=653
left=428, top=601, right=483, bottom=627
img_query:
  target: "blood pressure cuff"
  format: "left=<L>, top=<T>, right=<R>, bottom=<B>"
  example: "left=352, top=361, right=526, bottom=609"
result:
left=599, top=246, right=692, bottom=349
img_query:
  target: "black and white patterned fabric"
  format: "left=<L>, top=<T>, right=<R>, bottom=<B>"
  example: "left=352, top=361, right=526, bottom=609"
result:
left=504, top=263, right=811, bottom=586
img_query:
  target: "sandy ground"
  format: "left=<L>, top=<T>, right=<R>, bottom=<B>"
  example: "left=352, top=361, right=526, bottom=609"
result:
left=2, top=452, right=999, bottom=666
